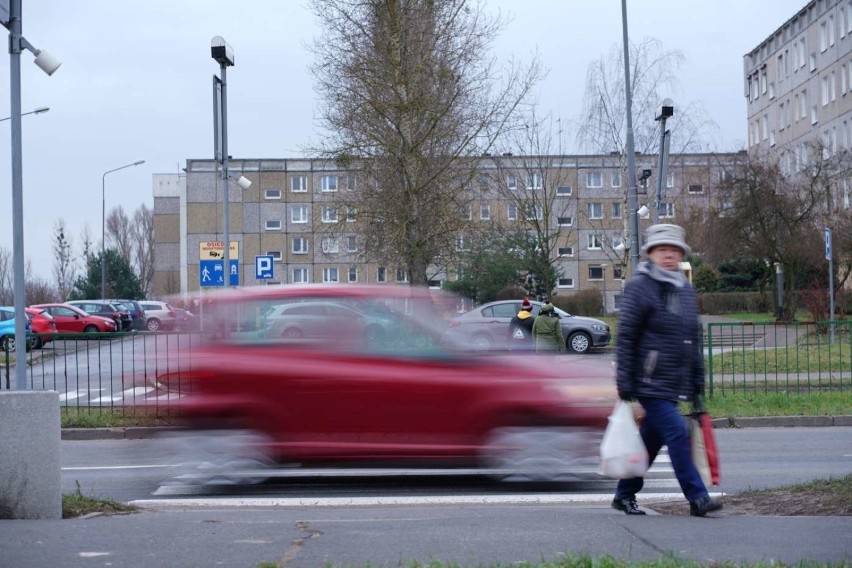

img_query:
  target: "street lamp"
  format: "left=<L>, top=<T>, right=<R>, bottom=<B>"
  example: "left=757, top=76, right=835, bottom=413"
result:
left=654, top=99, right=673, bottom=224
left=211, top=36, right=236, bottom=286
left=620, top=0, right=640, bottom=273
left=0, top=106, right=49, bottom=121
left=102, top=160, right=144, bottom=298
left=600, top=264, right=608, bottom=315
left=4, top=1, right=61, bottom=391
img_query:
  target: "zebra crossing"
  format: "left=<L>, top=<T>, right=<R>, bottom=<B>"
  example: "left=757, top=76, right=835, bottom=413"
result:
left=58, top=386, right=184, bottom=406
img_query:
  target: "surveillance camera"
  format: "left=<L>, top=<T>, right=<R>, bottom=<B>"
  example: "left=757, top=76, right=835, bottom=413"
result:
left=639, top=169, right=652, bottom=182
left=637, top=205, right=650, bottom=218
left=33, top=49, right=62, bottom=76
left=656, top=98, right=674, bottom=120
left=236, top=176, right=252, bottom=190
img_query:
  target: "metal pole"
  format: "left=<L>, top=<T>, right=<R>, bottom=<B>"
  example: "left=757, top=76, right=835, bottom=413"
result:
left=653, top=124, right=668, bottom=224
left=220, top=63, right=231, bottom=287
left=826, top=227, right=835, bottom=344
left=775, top=262, right=784, bottom=322
left=101, top=161, right=144, bottom=298
left=8, top=0, right=27, bottom=389
left=621, top=0, right=640, bottom=272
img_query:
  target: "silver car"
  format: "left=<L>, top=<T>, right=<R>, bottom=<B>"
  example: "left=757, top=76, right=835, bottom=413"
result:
left=446, top=300, right=611, bottom=353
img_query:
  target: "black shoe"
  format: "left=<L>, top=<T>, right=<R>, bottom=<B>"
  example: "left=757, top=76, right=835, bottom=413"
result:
left=689, top=496, right=723, bottom=517
left=611, top=497, right=646, bottom=515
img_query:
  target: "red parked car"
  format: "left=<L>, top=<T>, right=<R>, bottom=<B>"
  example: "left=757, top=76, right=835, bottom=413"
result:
left=164, top=285, right=617, bottom=484
left=25, top=307, right=58, bottom=349
left=29, top=303, right=117, bottom=334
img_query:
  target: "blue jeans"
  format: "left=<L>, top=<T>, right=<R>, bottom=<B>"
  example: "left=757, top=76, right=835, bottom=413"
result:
left=614, top=397, right=709, bottom=503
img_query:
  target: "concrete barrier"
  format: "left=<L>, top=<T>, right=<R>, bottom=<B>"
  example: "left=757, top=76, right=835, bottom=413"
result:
left=0, top=391, right=61, bottom=519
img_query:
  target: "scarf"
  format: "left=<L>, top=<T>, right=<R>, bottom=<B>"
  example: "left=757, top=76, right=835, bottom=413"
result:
left=637, top=260, right=686, bottom=314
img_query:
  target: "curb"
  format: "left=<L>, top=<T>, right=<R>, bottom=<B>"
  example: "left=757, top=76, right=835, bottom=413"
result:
left=61, top=416, right=852, bottom=440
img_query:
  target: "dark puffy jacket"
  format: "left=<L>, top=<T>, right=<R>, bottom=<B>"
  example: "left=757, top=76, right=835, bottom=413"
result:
left=615, top=269, right=704, bottom=402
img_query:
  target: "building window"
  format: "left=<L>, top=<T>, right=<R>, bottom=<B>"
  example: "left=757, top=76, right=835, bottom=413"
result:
left=292, top=267, right=308, bottom=283
left=462, top=205, right=472, bottom=220
left=321, top=236, right=339, bottom=254
left=291, top=175, right=307, bottom=192
left=348, top=266, right=358, bottom=282
left=587, top=234, right=602, bottom=250
left=265, top=219, right=281, bottom=231
left=291, top=205, right=308, bottom=224
left=558, top=246, right=574, bottom=257
left=292, top=237, right=308, bottom=254
left=507, top=203, right=518, bottom=220
left=480, top=204, right=491, bottom=220
left=395, top=268, right=408, bottom=283
left=809, top=53, right=817, bottom=72
left=587, top=202, right=603, bottom=220
left=320, top=175, right=338, bottom=192
left=323, top=267, right=339, bottom=283
left=556, top=185, right=572, bottom=196
left=377, top=266, right=387, bottom=283
left=321, top=206, right=339, bottom=223
left=821, top=21, right=828, bottom=52
left=507, top=175, right=517, bottom=190
left=428, top=279, right=442, bottom=289
left=343, top=175, right=356, bottom=191
left=611, top=202, right=622, bottom=219
left=666, top=172, right=675, bottom=188
left=589, top=265, right=605, bottom=280
left=586, top=172, right=602, bottom=188
left=822, top=76, right=830, bottom=105
left=557, top=278, right=574, bottom=288
left=456, top=234, right=469, bottom=251
left=613, top=265, right=624, bottom=280
left=525, top=204, right=543, bottom=220
left=264, top=188, right=281, bottom=200
left=812, top=104, right=819, bottom=125
left=688, top=184, right=704, bottom=194
left=345, top=206, right=357, bottom=222
left=660, top=202, right=675, bottom=218
left=347, top=235, right=357, bottom=252
left=526, top=172, right=542, bottom=190
left=611, top=172, right=621, bottom=187
left=266, top=250, right=282, bottom=260
left=557, top=216, right=573, bottom=227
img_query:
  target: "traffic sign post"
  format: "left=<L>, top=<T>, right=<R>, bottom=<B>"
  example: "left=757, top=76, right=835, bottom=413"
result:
left=199, top=242, right=240, bottom=287
left=825, top=228, right=835, bottom=344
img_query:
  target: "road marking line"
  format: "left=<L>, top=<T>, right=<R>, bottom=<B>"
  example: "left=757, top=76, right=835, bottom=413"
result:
left=63, top=465, right=174, bottom=471
left=130, top=492, right=723, bottom=509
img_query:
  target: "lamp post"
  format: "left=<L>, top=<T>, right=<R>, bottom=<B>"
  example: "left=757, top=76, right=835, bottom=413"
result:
left=211, top=36, right=235, bottom=286
left=600, top=264, right=608, bottom=316
left=101, top=160, right=144, bottom=298
left=653, top=99, right=673, bottom=224
left=4, top=0, right=61, bottom=391
left=0, top=106, right=48, bottom=121
left=621, top=0, right=640, bottom=273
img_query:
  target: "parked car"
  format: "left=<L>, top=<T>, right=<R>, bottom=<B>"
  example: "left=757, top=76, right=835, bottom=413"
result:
left=29, top=303, right=117, bottom=334
left=172, top=307, right=198, bottom=332
left=106, top=299, right=147, bottom=331
left=445, top=300, right=611, bottom=354
left=162, top=285, right=616, bottom=484
left=262, top=300, right=397, bottom=342
left=25, top=307, right=58, bottom=349
left=138, top=300, right=178, bottom=332
left=0, top=306, right=31, bottom=351
left=66, top=300, right=132, bottom=331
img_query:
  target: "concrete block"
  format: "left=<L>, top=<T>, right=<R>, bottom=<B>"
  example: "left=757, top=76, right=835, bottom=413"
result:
left=832, top=415, right=852, bottom=426
left=0, top=391, right=61, bottom=519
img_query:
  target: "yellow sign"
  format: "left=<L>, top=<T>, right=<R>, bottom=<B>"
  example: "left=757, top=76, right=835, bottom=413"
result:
left=199, top=241, right=239, bottom=260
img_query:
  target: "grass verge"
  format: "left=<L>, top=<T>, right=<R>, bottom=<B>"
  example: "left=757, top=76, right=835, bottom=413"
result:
left=62, top=407, right=177, bottom=428
left=63, top=481, right=138, bottom=518
left=703, top=391, right=852, bottom=418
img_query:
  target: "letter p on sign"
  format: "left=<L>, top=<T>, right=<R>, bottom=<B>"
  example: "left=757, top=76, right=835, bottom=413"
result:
left=255, top=255, right=274, bottom=280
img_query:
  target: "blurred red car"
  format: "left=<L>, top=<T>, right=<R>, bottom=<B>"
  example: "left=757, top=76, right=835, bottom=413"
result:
left=25, top=307, right=58, bottom=349
left=165, top=285, right=617, bottom=484
left=29, top=303, right=117, bottom=333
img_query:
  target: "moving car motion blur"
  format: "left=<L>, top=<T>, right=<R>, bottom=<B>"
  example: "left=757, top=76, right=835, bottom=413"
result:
left=162, top=285, right=617, bottom=484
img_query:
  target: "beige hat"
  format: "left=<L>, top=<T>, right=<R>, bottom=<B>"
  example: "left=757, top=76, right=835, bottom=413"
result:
left=641, top=223, right=691, bottom=255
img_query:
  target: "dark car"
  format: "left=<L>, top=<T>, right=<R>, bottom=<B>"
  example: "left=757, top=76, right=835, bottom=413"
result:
left=445, top=300, right=611, bottom=354
left=66, top=300, right=131, bottom=332
left=160, top=285, right=616, bottom=485
left=107, top=299, right=146, bottom=331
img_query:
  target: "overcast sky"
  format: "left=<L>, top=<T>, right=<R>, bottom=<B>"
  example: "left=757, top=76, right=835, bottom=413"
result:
left=0, top=0, right=806, bottom=283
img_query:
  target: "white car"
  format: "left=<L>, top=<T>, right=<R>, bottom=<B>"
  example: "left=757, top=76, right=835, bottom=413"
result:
left=138, top=301, right=178, bottom=332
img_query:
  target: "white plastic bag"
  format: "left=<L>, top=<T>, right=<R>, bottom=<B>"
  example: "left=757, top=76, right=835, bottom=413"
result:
left=599, top=401, right=649, bottom=479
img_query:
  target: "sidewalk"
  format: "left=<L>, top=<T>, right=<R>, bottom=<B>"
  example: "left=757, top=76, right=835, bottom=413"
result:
left=1, top=502, right=849, bottom=567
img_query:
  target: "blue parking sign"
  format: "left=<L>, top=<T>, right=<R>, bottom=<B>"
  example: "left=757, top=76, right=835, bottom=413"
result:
left=255, top=255, right=274, bottom=279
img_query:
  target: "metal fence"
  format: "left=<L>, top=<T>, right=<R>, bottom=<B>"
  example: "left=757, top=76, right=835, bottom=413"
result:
left=1, top=331, right=201, bottom=417
left=705, top=321, right=852, bottom=396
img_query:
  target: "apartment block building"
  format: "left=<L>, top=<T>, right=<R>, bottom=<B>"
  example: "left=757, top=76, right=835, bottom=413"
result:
left=152, top=153, right=737, bottom=311
left=745, top=0, right=852, bottom=182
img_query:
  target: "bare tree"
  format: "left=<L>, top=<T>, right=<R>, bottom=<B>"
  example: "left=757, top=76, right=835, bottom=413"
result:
left=308, top=0, right=541, bottom=286
left=52, top=218, right=75, bottom=300
left=80, top=224, right=94, bottom=261
left=712, top=144, right=847, bottom=320
left=132, top=204, right=154, bottom=297
left=0, top=247, right=12, bottom=305
left=106, top=205, right=133, bottom=262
